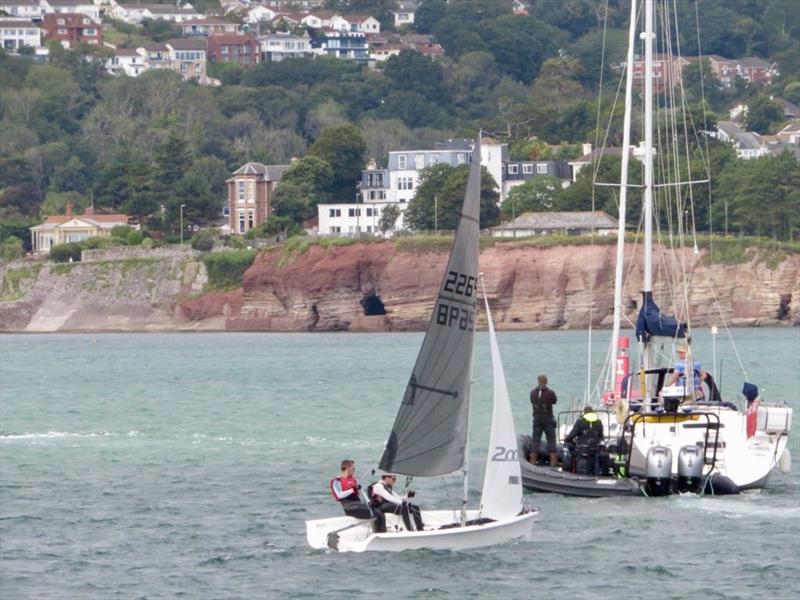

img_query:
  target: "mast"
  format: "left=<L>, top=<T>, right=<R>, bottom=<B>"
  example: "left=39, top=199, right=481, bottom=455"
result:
left=641, top=0, right=655, bottom=398
left=608, top=0, right=638, bottom=394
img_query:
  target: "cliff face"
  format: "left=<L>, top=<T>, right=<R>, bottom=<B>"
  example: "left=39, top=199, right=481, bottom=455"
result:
left=1, top=241, right=798, bottom=332
left=223, top=241, right=799, bottom=331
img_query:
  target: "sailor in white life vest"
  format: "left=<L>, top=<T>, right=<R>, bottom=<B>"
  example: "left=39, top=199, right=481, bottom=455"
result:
left=368, top=473, right=425, bottom=533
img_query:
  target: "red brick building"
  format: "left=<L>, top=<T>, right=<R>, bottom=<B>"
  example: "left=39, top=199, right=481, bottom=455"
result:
left=226, top=162, right=289, bottom=234
left=42, top=12, right=101, bottom=48
left=206, top=33, right=260, bottom=66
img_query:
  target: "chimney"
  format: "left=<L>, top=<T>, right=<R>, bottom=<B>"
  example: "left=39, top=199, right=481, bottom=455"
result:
left=66, top=202, right=74, bottom=219
left=84, top=206, right=94, bottom=216
left=582, top=143, right=592, bottom=157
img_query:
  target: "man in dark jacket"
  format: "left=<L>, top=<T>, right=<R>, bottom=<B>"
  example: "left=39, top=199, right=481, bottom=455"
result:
left=530, top=374, right=558, bottom=467
left=565, top=407, right=604, bottom=475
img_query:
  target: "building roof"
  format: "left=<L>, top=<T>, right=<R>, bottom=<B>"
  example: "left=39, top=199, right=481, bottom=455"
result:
left=114, top=48, right=142, bottom=56
left=0, top=0, right=40, bottom=7
left=737, top=56, right=770, bottom=68
left=493, top=211, right=619, bottom=231
left=181, top=17, right=235, bottom=26
left=141, top=41, right=168, bottom=51
left=228, top=162, right=290, bottom=181
left=0, top=18, right=37, bottom=26
left=48, top=0, right=91, bottom=6
left=208, top=33, right=257, bottom=44
left=166, top=37, right=206, bottom=50
left=43, top=12, right=99, bottom=26
left=33, top=208, right=130, bottom=229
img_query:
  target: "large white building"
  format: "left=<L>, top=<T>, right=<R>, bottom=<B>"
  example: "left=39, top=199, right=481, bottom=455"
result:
left=0, top=17, right=41, bottom=50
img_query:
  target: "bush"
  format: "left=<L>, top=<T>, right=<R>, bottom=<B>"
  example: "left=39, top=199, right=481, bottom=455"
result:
left=50, top=242, right=84, bottom=263
left=201, top=249, right=256, bottom=289
left=0, top=236, right=25, bottom=261
left=111, top=225, right=132, bottom=239
left=223, top=235, right=247, bottom=249
left=82, top=236, right=115, bottom=249
left=127, top=230, right=144, bottom=246
left=191, top=230, right=215, bottom=251
left=141, top=237, right=154, bottom=249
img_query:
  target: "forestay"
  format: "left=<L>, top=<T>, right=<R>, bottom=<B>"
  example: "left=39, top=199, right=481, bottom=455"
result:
left=479, top=291, right=523, bottom=520
left=379, top=143, right=482, bottom=477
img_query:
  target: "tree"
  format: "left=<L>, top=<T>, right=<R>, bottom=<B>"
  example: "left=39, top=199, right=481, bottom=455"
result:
left=0, top=236, right=24, bottom=261
left=383, top=50, right=447, bottom=104
left=404, top=163, right=499, bottom=231
left=308, top=124, right=367, bottom=200
left=379, top=203, right=401, bottom=235
left=414, top=0, right=447, bottom=33
left=501, top=176, right=563, bottom=220
left=530, top=56, right=587, bottom=114
left=744, top=95, right=784, bottom=134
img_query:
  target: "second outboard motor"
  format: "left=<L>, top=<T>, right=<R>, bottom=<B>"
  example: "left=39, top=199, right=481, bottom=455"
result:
left=677, top=445, right=704, bottom=493
left=645, top=446, right=673, bottom=496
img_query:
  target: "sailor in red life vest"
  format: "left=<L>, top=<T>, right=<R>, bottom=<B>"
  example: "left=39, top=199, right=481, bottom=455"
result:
left=330, top=459, right=384, bottom=532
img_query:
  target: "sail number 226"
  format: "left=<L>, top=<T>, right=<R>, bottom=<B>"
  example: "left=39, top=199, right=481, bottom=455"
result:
left=443, top=270, right=476, bottom=297
left=437, top=270, right=476, bottom=331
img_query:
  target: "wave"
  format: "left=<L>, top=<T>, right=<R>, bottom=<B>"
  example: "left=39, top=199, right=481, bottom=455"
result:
left=0, top=430, right=142, bottom=440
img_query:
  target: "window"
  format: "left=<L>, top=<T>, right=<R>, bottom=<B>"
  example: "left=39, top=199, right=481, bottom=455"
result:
left=84, top=28, right=96, bottom=35
left=238, top=210, right=245, bottom=233
left=537, top=164, right=548, bottom=174
left=366, top=226, right=372, bottom=233
left=508, top=164, right=519, bottom=174
left=58, top=28, right=67, bottom=34
left=397, top=154, right=407, bottom=169
left=248, top=209, right=254, bottom=230
left=329, top=208, right=342, bottom=218
left=522, top=164, right=534, bottom=174
left=238, top=181, right=245, bottom=201
left=330, top=226, right=341, bottom=233
left=57, top=18, right=64, bottom=25
left=431, top=154, right=439, bottom=164
left=366, top=208, right=373, bottom=217
left=398, top=177, right=413, bottom=190
left=415, top=154, right=424, bottom=169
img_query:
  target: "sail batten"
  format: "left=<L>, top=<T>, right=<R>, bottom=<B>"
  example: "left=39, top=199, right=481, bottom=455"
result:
left=378, top=142, right=482, bottom=477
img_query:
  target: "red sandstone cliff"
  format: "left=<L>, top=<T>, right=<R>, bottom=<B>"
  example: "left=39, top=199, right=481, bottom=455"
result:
left=182, top=241, right=800, bottom=331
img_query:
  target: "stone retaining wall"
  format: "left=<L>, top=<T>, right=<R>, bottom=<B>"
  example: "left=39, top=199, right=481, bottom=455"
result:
left=81, top=246, right=199, bottom=262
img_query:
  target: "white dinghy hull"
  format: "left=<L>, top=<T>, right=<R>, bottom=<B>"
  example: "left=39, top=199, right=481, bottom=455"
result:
left=306, top=509, right=539, bottom=553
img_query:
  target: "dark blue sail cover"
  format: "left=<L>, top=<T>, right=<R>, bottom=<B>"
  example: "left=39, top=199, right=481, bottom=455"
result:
left=635, top=291, right=687, bottom=343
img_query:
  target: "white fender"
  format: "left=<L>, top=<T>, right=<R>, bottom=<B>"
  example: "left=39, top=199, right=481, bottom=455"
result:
left=778, top=449, right=791, bottom=474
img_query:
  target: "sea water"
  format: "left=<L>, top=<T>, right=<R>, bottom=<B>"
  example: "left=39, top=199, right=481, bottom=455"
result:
left=1, top=329, right=798, bottom=599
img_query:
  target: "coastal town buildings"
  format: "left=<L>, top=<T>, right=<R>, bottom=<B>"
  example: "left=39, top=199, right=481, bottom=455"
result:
left=180, top=17, right=241, bottom=37
left=260, top=31, right=312, bottom=62
left=29, top=203, right=134, bottom=254
left=42, top=11, right=101, bottom=47
left=225, top=162, right=289, bottom=235
left=0, top=17, right=41, bottom=50
left=392, top=1, right=417, bottom=28
left=206, top=33, right=261, bottom=66
left=0, top=0, right=45, bottom=20
left=44, top=0, right=99, bottom=21
left=111, top=3, right=201, bottom=24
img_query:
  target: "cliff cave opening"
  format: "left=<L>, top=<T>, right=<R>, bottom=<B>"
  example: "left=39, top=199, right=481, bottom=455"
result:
left=361, top=293, right=386, bottom=316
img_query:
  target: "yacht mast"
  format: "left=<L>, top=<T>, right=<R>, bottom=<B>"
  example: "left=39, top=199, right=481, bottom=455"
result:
left=608, top=0, right=638, bottom=393
left=642, top=0, right=655, bottom=398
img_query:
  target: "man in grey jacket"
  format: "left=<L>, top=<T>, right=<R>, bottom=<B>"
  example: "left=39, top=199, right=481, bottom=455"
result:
left=530, top=374, right=558, bottom=467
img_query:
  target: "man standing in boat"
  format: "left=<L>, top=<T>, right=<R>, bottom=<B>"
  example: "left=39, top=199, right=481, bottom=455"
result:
left=529, top=374, right=558, bottom=467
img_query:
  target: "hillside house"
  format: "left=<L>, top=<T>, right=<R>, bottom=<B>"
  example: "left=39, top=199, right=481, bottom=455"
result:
left=180, top=17, right=241, bottom=37
left=108, top=47, right=147, bottom=76
left=207, top=33, right=260, bottom=66
left=392, top=1, right=417, bottom=27
left=310, top=28, right=368, bottom=61
left=0, top=17, right=41, bottom=50
left=43, top=0, right=99, bottom=21
left=226, top=162, right=290, bottom=234
left=42, top=12, right=101, bottom=47
left=715, top=121, right=770, bottom=159
left=29, top=204, right=134, bottom=254
left=0, top=0, right=44, bottom=20
left=260, top=31, right=311, bottom=62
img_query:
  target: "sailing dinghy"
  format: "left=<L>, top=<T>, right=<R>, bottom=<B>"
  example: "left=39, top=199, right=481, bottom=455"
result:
left=306, top=140, right=538, bottom=552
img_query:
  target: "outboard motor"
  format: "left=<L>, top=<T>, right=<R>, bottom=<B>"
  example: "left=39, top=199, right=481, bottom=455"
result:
left=677, top=445, right=704, bottom=493
left=645, top=446, right=673, bottom=496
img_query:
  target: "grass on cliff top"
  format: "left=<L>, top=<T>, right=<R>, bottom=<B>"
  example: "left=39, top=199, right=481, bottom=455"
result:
left=0, top=264, right=42, bottom=301
left=277, top=235, right=385, bottom=267
left=201, top=250, right=256, bottom=290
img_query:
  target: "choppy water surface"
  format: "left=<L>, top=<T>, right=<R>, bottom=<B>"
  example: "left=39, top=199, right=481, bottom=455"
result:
left=1, top=329, right=798, bottom=599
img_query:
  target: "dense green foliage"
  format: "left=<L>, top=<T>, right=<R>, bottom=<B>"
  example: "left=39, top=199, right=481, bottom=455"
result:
left=0, top=0, right=798, bottom=240
left=201, top=250, right=257, bottom=289
left=404, top=164, right=500, bottom=231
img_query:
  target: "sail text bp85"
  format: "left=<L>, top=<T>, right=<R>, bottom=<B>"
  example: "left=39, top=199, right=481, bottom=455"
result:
left=437, top=270, right=477, bottom=331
